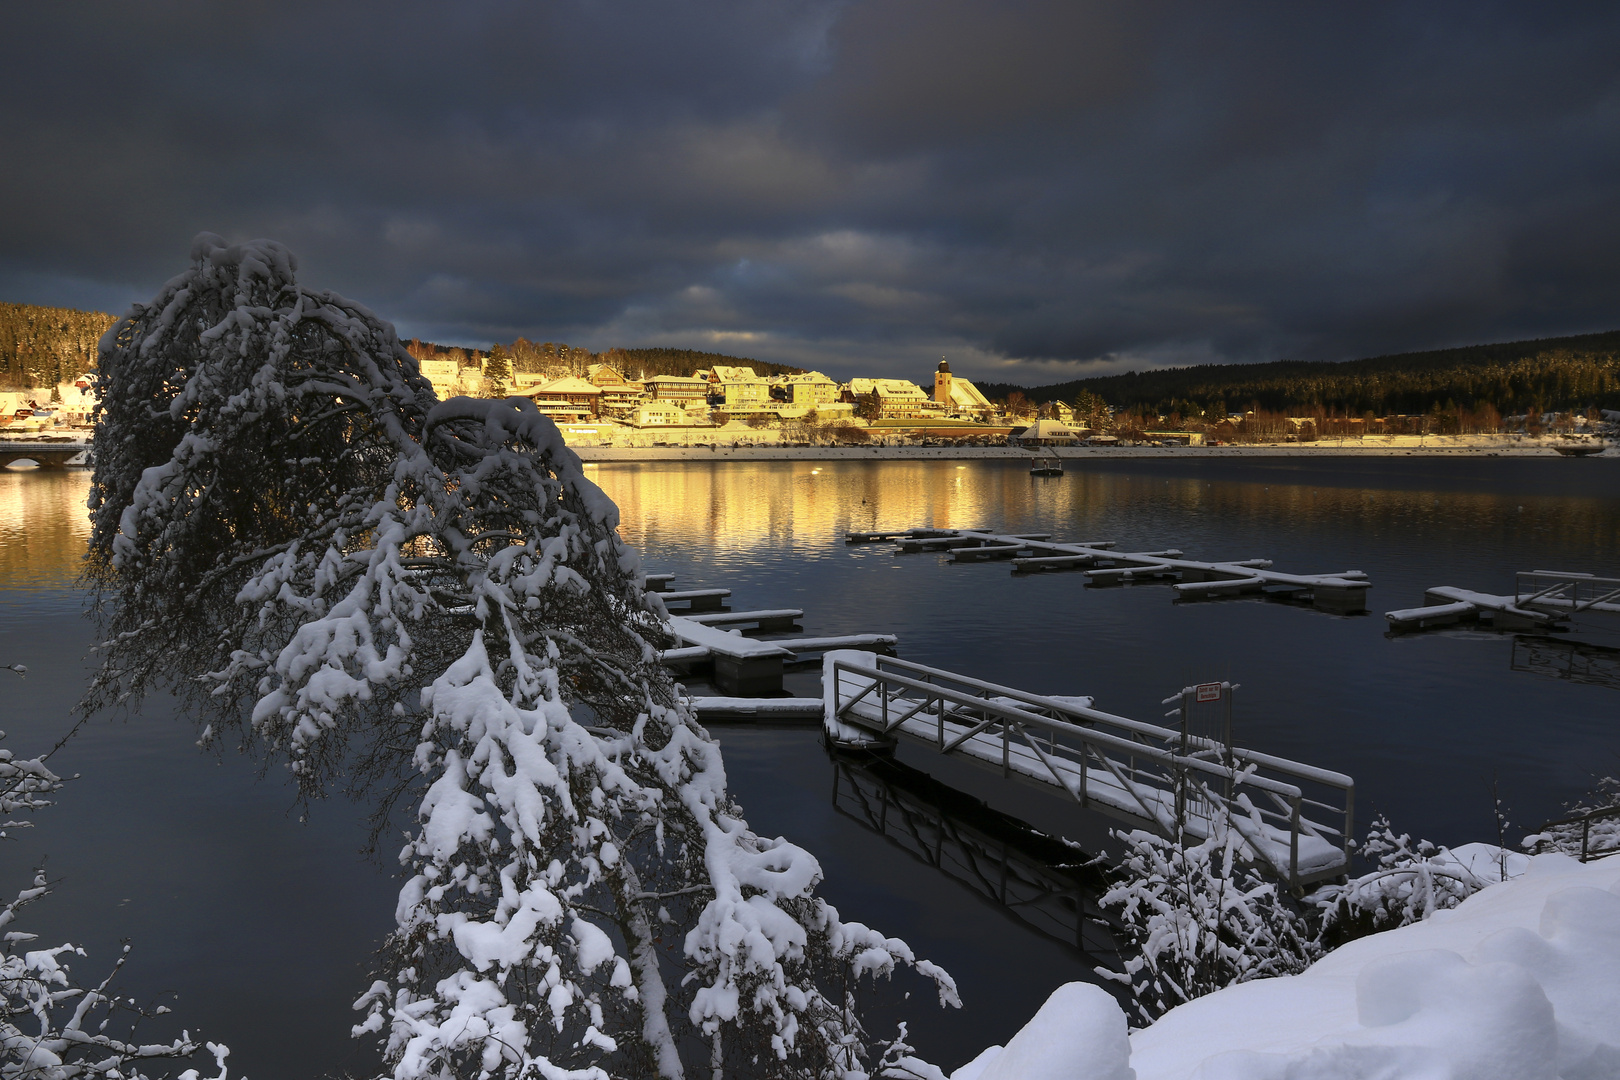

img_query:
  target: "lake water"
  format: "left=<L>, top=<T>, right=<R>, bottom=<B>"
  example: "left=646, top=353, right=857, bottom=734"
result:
left=2, top=456, right=1618, bottom=1077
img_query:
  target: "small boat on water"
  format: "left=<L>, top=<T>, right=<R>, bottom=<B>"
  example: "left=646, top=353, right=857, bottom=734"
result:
left=1030, top=451, right=1064, bottom=476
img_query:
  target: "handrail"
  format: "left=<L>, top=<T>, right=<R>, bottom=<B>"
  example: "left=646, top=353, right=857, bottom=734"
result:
left=860, top=655, right=1355, bottom=787
left=1533, top=804, right=1620, bottom=863
left=839, top=663, right=1307, bottom=800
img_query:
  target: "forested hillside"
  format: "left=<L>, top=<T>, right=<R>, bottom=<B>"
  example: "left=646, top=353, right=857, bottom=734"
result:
left=407, top=338, right=802, bottom=379
left=0, top=302, right=115, bottom=389
left=5, top=298, right=801, bottom=390
left=977, top=331, right=1620, bottom=417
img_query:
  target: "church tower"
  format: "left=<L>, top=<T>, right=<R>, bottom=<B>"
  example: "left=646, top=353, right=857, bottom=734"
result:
left=933, top=358, right=952, bottom=405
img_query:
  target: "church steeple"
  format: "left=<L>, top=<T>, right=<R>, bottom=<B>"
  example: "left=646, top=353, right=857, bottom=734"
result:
left=933, top=357, right=952, bottom=404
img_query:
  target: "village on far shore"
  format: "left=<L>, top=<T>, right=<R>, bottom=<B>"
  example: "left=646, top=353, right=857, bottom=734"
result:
left=0, top=350, right=1612, bottom=455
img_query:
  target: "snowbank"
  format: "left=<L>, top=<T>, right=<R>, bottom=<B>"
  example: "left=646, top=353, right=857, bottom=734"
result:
left=954, top=853, right=1620, bottom=1080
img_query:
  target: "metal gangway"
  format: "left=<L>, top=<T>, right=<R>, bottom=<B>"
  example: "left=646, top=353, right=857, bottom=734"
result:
left=824, top=653, right=1354, bottom=888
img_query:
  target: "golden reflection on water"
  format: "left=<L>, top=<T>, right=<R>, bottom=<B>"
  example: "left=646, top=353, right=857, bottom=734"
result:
left=593, top=461, right=1034, bottom=555
left=0, top=461, right=1611, bottom=594
left=588, top=460, right=1619, bottom=564
left=0, top=469, right=92, bottom=589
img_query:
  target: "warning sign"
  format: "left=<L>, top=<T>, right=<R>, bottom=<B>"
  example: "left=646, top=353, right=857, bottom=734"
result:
left=1194, top=682, right=1223, bottom=703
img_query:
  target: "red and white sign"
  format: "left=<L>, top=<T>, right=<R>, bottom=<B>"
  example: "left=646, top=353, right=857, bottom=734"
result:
left=1194, top=682, right=1223, bottom=703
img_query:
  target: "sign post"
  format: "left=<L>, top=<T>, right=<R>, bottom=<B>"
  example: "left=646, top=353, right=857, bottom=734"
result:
left=1163, top=679, right=1240, bottom=831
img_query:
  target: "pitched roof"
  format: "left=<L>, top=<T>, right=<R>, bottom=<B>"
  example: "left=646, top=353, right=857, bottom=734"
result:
left=536, top=376, right=602, bottom=395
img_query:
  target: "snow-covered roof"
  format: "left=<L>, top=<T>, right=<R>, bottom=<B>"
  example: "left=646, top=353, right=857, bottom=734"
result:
left=586, top=364, right=627, bottom=385
left=849, top=378, right=928, bottom=400
left=1013, top=419, right=1080, bottom=441
left=949, top=378, right=992, bottom=410
left=535, top=377, right=602, bottom=395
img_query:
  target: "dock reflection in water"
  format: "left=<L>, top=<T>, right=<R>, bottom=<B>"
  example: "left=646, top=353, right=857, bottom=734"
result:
left=1511, top=635, right=1620, bottom=691
left=829, top=748, right=1118, bottom=961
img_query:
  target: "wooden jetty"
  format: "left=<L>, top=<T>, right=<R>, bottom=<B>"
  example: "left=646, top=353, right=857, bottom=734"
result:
left=1386, top=570, right=1620, bottom=631
left=822, top=651, right=1354, bottom=887
left=855, top=527, right=1371, bottom=613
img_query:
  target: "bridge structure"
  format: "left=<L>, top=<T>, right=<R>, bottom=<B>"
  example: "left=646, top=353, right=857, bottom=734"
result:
left=848, top=527, right=1372, bottom=613
left=0, top=438, right=91, bottom=468
left=822, top=651, right=1355, bottom=889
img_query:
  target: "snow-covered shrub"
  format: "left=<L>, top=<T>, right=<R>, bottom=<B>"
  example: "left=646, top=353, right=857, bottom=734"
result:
left=0, top=726, right=227, bottom=1080
left=1097, top=817, right=1318, bottom=1024
left=87, top=235, right=956, bottom=1079
left=1312, top=815, right=1492, bottom=938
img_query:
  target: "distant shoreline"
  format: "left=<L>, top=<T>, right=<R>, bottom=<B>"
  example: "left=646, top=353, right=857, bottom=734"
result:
left=571, top=441, right=1613, bottom=463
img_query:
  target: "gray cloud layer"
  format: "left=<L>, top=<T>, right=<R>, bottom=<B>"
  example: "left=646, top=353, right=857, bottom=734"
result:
left=3, top=1, right=1618, bottom=382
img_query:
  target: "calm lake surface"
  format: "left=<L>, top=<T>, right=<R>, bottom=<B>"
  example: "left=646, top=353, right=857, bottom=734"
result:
left=2, top=456, right=1617, bottom=1077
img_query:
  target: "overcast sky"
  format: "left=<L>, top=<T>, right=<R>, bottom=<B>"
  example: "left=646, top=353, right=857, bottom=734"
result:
left=3, top=2, right=1619, bottom=383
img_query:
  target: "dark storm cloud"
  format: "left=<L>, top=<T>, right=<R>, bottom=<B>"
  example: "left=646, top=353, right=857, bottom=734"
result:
left=3, top=1, right=1619, bottom=381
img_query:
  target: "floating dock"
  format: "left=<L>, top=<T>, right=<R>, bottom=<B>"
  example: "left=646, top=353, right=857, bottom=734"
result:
left=1386, top=570, right=1620, bottom=631
left=651, top=574, right=897, bottom=694
left=853, top=527, right=1371, bottom=613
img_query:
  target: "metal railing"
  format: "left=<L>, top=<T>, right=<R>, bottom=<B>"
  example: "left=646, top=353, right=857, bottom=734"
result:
left=1533, top=805, right=1620, bottom=863
left=828, top=655, right=1354, bottom=887
left=1516, top=571, right=1620, bottom=615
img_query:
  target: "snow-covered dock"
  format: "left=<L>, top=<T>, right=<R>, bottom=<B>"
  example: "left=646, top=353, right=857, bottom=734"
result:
left=857, top=527, right=1371, bottom=613
left=684, top=608, right=804, bottom=631
left=1385, top=569, right=1620, bottom=631
left=651, top=565, right=898, bottom=695
left=658, top=587, right=731, bottom=612
left=822, top=651, right=1354, bottom=887
left=687, top=696, right=824, bottom=720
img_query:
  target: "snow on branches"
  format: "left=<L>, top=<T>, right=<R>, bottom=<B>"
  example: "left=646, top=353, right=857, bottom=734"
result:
left=88, top=235, right=955, bottom=1079
left=1098, top=820, right=1317, bottom=1024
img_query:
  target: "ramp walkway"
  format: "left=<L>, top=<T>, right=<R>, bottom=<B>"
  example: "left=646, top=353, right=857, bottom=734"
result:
left=822, top=651, right=1354, bottom=888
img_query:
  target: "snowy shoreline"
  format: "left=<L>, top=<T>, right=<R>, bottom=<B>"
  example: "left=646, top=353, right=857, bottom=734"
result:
left=570, top=440, right=1614, bottom=464
left=951, top=852, right=1620, bottom=1080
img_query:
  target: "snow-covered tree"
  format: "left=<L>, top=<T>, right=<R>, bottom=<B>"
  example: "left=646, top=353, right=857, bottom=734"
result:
left=86, top=235, right=956, bottom=1079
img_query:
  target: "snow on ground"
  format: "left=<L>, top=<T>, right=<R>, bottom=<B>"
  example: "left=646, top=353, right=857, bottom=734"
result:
left=952, top=853, right=1620, bottom=1080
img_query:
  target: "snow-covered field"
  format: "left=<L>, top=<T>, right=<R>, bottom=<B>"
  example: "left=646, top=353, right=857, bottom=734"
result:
left=951, top=853, right=1619, bottom=1080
